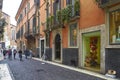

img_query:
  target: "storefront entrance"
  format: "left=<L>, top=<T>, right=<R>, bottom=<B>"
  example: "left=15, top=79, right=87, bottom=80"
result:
left=55, top=34, right=61, bottom=60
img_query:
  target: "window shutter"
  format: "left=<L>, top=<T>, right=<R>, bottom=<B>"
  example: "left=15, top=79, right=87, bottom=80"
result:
left=66, top=0, right=70, bottom=5
left=53, top=2, right=57, bottom=23
left=59, top=0, right=61, bottom=10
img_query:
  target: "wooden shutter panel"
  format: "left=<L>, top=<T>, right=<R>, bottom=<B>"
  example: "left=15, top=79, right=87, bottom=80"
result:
left=66, top=0, right=70, bottom=5
left=53, top=2, right=57, bottom=23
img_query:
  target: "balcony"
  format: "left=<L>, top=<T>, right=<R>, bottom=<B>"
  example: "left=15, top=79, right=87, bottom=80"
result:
left=99, top=0, right=120, bottom=8
left=24, top=29, right=35, bottom=39
left=45, top=0, right=80, bottom=32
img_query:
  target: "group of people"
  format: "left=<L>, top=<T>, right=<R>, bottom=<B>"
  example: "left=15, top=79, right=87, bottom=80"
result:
left=2, top=48, right=17, bottom=60
left=1, top=48, right=33, bottom=61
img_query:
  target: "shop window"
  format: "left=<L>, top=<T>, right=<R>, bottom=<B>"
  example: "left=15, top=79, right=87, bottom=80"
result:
left=69, top=23, right=77, bottom=47
left=83, top=31, right=100, bottom=71
left=109, top=9, right=120, bottom=44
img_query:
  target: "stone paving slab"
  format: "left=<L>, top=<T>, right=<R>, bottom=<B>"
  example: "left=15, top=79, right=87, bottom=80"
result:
left=0, top=63, right=14, bottom=80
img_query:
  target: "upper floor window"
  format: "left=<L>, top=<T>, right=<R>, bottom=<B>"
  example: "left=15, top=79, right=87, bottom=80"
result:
left=24, top=7, right=27, bottom=14
left=17, top=14, right=22, bottom=24
left=53, top=0, right=61, bottom=23
left=66, top=0, right=74, bottom=6
left=109, top=9, right=120, bottom=44
left=21, top=26, right=23, bottom=37
left=11, top=30, right=15, bottom=40
left=27, top=2, right=30, bottom=13
left=33, top=17, right=36, bottom=33
left=27, top=20, right=30, bottom=33
left=56, top=0, right=60, bottom=10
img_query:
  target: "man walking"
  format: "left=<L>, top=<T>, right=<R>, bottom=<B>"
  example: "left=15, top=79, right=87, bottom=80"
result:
left=13, top=49, right=17, bottom=59
left=18, top=49, right=22, bottom=61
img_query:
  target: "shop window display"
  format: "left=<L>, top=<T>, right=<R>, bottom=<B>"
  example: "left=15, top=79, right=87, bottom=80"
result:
left=83, top=32, right=100, bottom=71
left=85, top=37, right=98, bottom=67
left=109, top=9, right=120, bottom=44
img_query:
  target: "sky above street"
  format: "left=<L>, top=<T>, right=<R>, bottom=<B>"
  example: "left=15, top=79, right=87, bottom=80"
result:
left=3, top=0, right=22, bottom=25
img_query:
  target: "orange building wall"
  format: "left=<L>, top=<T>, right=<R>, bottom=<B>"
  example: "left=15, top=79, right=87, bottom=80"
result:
left=62, top=27, right=68, bottom=48
left=80, top=0, right=105, bottom=29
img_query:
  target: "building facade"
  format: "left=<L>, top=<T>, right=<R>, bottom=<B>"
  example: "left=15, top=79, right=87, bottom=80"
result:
left=2, top=12, right=11, bottom=48
left=44, top=0, right=106, bottom=74
left=99, top=0, right=120, bottom=78
left=1, top=12, right=16, bottom=49
left=10, top=24, right=17, bottom=48
left=15, top=0, right=42, bottom=57
left=15, top=0, right=120, bottom=78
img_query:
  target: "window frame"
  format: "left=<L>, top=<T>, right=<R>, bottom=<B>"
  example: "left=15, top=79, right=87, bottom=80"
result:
left=68, top=22, right=78, bottom=48
left=109, top=9, right=120, bottom=45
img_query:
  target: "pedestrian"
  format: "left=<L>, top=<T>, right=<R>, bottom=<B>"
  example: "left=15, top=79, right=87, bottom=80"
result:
left=0, top=48, right=3, bottom=60
left=3, top=48, right=7, bottom=59
left=18, top=49, right=22, bottom=61
left=8, top=49, right=12, bottom=60
left=29, top=49, right=32, bottom=59
left=24, top=49, right=29, bottom=59
left=13, top=49, right=17, bottom=59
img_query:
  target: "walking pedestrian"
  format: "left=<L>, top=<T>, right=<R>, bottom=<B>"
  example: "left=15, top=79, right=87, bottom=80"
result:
left=18, top=49, right=22, bottom=61
left=0, top=48, right=3, bottom=60
left=13, top=49, right=17, bottom=59
left=24, top=49, right=29, bottom=59
left=3, top=48, right=7, bottom=59
left=8, top=49, right=12, bottom=60
left=29, top=49, right=32, bottom=59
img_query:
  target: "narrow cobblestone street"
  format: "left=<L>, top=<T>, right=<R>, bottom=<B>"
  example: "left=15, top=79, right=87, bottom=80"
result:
left=0, top=54, right=107, bottom=80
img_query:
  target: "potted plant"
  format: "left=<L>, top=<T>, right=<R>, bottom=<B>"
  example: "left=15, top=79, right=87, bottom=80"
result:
left=50, top=15, right=54, bottom=26
left=61, top=8, right=67, bottom=24
left=66, top=4, right=73, bottom=22
left=74, top=0, right=80, bottom=16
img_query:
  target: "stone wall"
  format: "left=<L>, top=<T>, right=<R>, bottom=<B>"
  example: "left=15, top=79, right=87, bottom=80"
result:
left=105, top=48, right=120, bottom=78
left=62, top=48, right=78, bottom=67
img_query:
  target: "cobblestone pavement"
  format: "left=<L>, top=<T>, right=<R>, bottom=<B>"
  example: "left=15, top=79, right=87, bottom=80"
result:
left=0, top=63, right=14, bottom=80
left=0, top=54, right=108, bottom=80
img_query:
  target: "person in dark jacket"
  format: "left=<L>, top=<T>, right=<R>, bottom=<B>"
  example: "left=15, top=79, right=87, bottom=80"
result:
left=13, top=49, right=17, bottom=59
left=24, top=49, right=29, bottom=59
left=18, top=49, right=22, bottom=61
left=3, top=49, right=7, bottom=59
left=8, top=49, right=12, bottom=60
